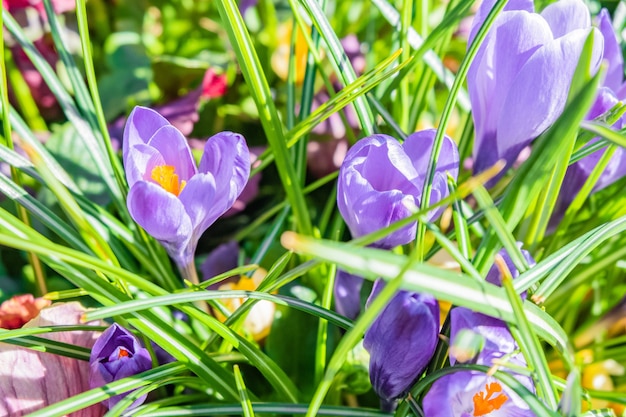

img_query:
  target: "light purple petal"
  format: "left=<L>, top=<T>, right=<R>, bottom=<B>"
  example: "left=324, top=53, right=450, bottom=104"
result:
left=598, top=9, right=624, bottom=91
left=123, top=106, right=170, bottom=167
left=489, top=28, right=603, bottom=174
left=468, top=0, right=535, bottom=45
left=199, top=131, right=251, bottom=217
left=178, top=172, right=218, bottom=239
left=423, top=371, right=536, bottom=417
left=147, top=125, right=197, bottom=182
left=541, top=0, right=591, bottom=39
left=470, top=11, right=553, bottom=174
left=127, top=181, right=193, bottom=266
left=124, top=143, right=165, bottom=189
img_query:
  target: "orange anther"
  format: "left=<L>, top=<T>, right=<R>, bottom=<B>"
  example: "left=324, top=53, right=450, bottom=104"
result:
left=472, top=382, right=508, bottom=416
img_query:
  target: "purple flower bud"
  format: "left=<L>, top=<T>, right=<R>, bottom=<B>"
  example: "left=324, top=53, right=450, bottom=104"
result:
left=123, top=106, right=250, bottom=269
left=485, top=244, right=535, bottom=299
left=337, top=129, right=459, bottom=248
left=89, top=324, right=153, bottom=410
left=363, top=280, right=439, bottom=401
left=333, top=269, right=366, bottom=320
left=422, top=371, right=536, bottom=417
left=469, top=0, right=603, bottom=183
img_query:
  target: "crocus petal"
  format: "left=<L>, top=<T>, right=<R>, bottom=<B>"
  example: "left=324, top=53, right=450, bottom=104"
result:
left=423, top=371, right=536, bottom=417
left=468, top=0, right=535, bottom=45
left=363, top=280, right=439, bottom=400
left=123, top=106, right=170, bottom=167
left=127, top=181, right=193, bottom=265
left=199, top=131, right=251, bottom=217
left=200, top=241, right=240, bottom=281
left=147, top=125, right=197, bottom=182
left=541, top=0, right=591, bottom=39
left=333, top=270, right=365, bottom=319
left=177, top=172, right=218, bottom=238
left=490, top=28, right=603, bottom=174
left=0, top=302, right=104, bottom=417
left=485, top=244, right=535, bottom=299
left=598, top=9, right=624, bottom=92
left=470, top=11, right=554, bottom=174
left=124, top=143, right=165, bottom=189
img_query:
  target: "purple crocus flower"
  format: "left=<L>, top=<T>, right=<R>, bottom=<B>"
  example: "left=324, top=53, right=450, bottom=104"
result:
left=89, top=324, right=153, bottom=410
left=469, top=0, right=603, bottom=182
left=363, top=280, right=439, bottom=402
left=423, top=371, right=536, bottom=417
left=123, top=106, right=250, bottom=270
left=337, top=129, right=459, bottom=248
left=555, top=9, right=626, bottom=218
left=333, top=269, right=366, bottom=320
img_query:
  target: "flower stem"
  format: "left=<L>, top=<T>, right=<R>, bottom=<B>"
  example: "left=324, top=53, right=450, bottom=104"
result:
left=179, top=261, right=210, bottom=314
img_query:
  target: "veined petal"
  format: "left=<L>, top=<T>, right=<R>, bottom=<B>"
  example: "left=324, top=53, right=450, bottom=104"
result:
left=178, top=172, right=218, bottom=239
left=199, top=132, right=250, bottom=216
left=147, top=125, right=197, bottom=182
left=541, top=0, right=591, bottom=39
left=123, top=106, right=170, bottom=167
left=124, top=143, right=165, bottom=189
left=468, top=0, right=535, bottom=45
left=492, top=28, right=603, bottom=174
left=127, top=181, right=193, bottom=265
left=470, top=11, right=553, bottom=174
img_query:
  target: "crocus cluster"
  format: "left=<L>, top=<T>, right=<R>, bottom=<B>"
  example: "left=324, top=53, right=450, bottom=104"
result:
left=422, top=247, right=536, bottom=416
left=89, top=324, right=152, bottom=410
left=123, top=106, right=250, bottom=272
left=469, top=0, right=602, bottom=182
left=336, top=129, right=459, bottom=404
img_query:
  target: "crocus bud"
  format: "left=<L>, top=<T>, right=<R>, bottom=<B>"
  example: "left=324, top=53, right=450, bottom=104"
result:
left=468, top=0, right=603, bottom=183
left=89, top=324, right=152, bottom=410
left=337, top=129, right=459, bottom=248
left=363, top=280, right=439, bottom=401
left=123, top=106, right=250, bottom=270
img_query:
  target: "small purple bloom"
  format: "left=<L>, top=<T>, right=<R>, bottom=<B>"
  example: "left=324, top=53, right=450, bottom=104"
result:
left=89, top=324, right=153, bottom=410
left=363, top=280, right=439, bottom=401
left=333, top=269, right=366, bottom=320
left=485, top=244, right=535, bottom=299
left=123, top=106, right=250, bottom=269
left=469, top=0, right=603, bottom=182
left=337, top=129, right=459, bottom=248
left=422, top=371, right=536, bottom=417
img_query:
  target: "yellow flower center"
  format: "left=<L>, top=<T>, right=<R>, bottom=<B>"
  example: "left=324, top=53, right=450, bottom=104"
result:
left=472, top=382, right=508, bottom=416
left=151, top=165, right=186, bottom=196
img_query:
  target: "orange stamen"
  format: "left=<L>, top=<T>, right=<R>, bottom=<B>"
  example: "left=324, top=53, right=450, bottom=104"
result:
left=151, top=165, right=186, bottom=196
left=472, top=382, right=508, bottom=416
left=118, top=348, right=130, bottom=359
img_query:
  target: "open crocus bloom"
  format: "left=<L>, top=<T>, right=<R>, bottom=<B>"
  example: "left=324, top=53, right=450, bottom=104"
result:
left=89, top=323, right=152, bottom=410
left=337, top=129, right=459, bottom=248
left=423, top=371, right=536, bottom=417
left=123, top=106, right=250, bottom=269
left=0, top=302, right=105, bottom=417
left=469, top=0, right=603, bottom=181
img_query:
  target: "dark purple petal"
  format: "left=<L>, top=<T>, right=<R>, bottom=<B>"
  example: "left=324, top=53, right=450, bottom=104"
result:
left=541, top=0, right=590, bottom=39
left=127, top=181, right=193, bottom=266
left=123, top=106, right=170, bottom=167
left=147, top=125, right=197, bottom=182
left=598, top=9, right=624, bottom=91
left=200, top=241, right=240, bottom=282
left=199, top=131, right=251, bottom=217
left=333, top=270, right=365, bottom=319
left=485, top=244, right=535, bottom=299
left=423, top=371, right=536, bottom=417
left=178, top=172, right=218, bottom=239
left=363, top=280, right=439, bottom=400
